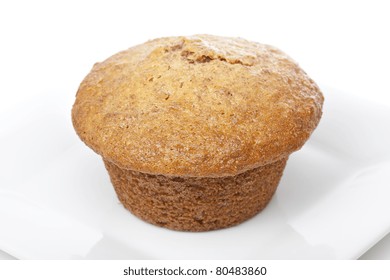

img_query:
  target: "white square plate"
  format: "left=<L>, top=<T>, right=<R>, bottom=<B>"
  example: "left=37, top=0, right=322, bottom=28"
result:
left=1, top=86, right=389, bottom=259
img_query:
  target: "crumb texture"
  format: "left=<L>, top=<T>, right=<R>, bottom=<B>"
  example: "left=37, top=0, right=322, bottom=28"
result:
left=72, top=34, right=324, bottom=177
left=104, top=157, right=287, bottom=231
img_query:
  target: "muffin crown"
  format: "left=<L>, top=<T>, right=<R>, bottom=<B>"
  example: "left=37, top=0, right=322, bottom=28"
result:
left=72, top=35, right=323, bottom=177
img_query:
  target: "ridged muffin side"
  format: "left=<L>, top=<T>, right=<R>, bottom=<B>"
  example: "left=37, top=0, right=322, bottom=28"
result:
left=104, top=157, right=287, bottom=231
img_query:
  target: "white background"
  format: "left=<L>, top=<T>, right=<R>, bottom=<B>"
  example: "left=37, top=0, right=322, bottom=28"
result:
left=1, top=0, right=389, bottom=111
left=0, top=0, right=389, bottom=260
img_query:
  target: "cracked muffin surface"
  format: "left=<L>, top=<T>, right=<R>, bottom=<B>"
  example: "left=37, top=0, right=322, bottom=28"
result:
left=72, top=34, right=323, bottom=177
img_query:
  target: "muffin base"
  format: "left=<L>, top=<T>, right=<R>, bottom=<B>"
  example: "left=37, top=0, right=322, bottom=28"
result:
left=103, top=158, right=287, bottom=231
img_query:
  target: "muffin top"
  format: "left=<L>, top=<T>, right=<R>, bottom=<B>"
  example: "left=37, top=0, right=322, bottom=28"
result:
left=72, top=34, right=323, bottom=177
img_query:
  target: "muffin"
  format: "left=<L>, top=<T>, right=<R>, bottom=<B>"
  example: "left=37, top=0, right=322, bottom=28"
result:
left=72, top=34, right=323, bottom=231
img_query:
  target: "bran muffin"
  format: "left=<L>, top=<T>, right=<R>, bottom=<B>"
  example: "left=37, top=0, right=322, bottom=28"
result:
left=72, top=35, right=324, bottom=231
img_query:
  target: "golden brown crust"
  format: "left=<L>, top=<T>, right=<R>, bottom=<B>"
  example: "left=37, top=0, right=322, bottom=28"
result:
left=72, top=35, right=323, bottom=177
left=104, top=157, right=287, bottom=231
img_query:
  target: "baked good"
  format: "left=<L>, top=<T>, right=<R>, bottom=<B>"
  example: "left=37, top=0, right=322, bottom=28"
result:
left=72, top=34, right=324, bottom=231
